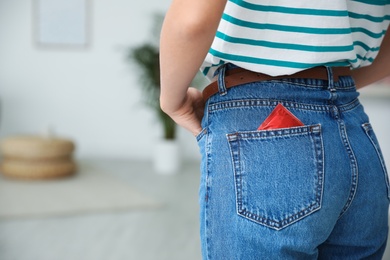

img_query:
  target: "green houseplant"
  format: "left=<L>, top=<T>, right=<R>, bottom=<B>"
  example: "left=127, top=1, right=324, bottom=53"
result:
left=127, top=14, right=180, bottom=174
left=128, top=43, right=176, bottom=140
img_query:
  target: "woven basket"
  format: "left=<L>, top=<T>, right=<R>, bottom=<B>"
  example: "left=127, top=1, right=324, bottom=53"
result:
left=0, top=135, right=76, bottom=179
left=0, top=159, right=77, bottom=179
left=1, top=136, right=75, bottom=160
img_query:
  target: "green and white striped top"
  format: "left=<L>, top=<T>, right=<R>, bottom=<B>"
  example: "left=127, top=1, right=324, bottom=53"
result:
left=201, top=0, right=390, bottom=78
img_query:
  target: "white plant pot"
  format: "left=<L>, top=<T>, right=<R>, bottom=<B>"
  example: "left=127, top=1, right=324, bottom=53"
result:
left=153, top=139, right=180, bottom=174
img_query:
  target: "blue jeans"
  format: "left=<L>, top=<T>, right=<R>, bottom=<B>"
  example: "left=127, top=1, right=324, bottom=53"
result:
left=196, top=65, right=389, bottom=259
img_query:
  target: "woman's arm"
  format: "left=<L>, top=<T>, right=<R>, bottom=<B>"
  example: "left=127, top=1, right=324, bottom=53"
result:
left=351, top=28, right=390, bottom=89
left=159, top=0, right=227, bottom=136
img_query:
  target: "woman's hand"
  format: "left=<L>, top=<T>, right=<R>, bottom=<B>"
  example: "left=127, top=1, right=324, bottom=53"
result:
left=162, top=87, right=205, bottom=137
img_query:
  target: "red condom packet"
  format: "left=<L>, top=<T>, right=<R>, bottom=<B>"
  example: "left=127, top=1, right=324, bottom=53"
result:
left=258, top=104, right=304, bottom=130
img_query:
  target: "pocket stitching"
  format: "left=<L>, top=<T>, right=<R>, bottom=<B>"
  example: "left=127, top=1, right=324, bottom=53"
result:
left=228, top=124, right=324, bottom=230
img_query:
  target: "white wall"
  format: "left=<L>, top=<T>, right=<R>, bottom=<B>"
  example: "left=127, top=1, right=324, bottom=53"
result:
left=0, top=0, right=201, bottom=161
left=359, top=90, right=390, bottom=169
left=0, top=0, right=388, bottom=165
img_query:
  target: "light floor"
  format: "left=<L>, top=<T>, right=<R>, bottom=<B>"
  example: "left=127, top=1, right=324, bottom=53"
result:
left=1, top=159, right=389, bottom=260
left=0, top=159, right=202, bottom=260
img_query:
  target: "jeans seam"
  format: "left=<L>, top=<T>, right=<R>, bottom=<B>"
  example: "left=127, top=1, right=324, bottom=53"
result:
left=204, top=112, right=212, bottom=260
left=338, top=121, right=359, bottom=218
left=208, top=99, right=331, bottom=113
left=208, top=98, right=359, bottom=114
left=338, top=99, right=361, bottom=112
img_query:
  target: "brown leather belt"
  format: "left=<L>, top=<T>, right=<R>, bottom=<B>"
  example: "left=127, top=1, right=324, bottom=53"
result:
left=202, top=66, right=351, bottom=102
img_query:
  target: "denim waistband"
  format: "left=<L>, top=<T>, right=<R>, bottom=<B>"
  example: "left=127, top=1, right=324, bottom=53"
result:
left=207, top=63, right=359, bottom=110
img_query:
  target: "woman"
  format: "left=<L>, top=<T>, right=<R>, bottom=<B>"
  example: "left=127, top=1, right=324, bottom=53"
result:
left=160, top=0, right=390, bottom=259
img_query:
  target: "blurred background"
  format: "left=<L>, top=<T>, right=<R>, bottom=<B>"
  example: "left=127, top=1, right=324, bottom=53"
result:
left=0, top=0, right=201, bottom=161
left=0, top=0, right=389, bottom=259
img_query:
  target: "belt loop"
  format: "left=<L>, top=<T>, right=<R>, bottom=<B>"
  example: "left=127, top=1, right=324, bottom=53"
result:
left=217, top=64, right=228, bottom=96
left=325, top=66, right=335, bottom=90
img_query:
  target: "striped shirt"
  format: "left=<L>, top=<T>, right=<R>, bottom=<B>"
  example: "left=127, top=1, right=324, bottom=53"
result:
left=201, top=0, right=390, bottom=79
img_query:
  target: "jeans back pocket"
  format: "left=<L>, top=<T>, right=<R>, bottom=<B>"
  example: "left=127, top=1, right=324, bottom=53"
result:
left=227, top=124, right=324, bottom=230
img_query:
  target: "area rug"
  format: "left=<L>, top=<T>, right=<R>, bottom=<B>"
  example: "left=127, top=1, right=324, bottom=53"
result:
left=0, top=163, right=161, bottom=219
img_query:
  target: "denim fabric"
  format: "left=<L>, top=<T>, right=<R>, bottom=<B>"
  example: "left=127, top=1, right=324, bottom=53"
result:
left=196, top=65, right=389, bottom=259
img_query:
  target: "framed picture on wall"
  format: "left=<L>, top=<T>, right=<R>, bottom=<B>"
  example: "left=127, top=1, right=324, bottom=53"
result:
left=33, top=0, right=90, bottom=48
